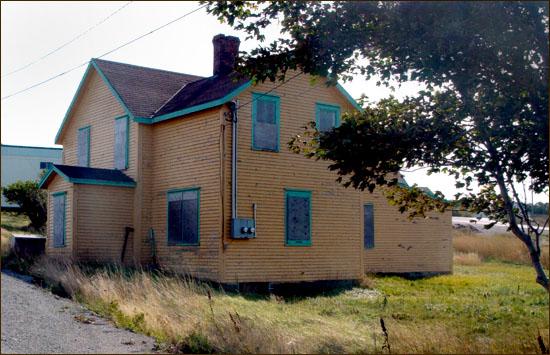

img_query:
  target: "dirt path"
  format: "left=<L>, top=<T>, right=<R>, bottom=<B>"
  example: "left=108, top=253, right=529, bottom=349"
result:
left=1, top=272, right=156, bottom=354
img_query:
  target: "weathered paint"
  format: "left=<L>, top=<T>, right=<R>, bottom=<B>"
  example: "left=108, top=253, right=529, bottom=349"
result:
left=362, top=189, right=453, bottom=273
left=46, top=65, right=452, bottom=283
left=148, top=108, right=223, bottom=280
left=74, top=184, right=135, bottom=264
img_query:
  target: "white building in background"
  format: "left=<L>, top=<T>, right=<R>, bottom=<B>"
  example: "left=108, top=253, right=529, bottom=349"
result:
left=1, top=144, right=62, bottom=208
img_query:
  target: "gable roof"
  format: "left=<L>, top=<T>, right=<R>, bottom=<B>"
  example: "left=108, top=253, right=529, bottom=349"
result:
left=55, top=58, right=363, bottom=143
left=39, top=164, right=136, bottom=188
left=93, top=59, right=203, bottom=119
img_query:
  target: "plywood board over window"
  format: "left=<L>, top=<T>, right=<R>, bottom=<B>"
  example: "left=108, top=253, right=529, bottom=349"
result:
left=114, top=115, right=129, bottom=170
left=77, top=126, right=90, bottom=167
left=316, top=102, right=341, bottom=133
left=53, top=191, right=66, bottom=248
left=285, top=189, right=312, bottom=246
left=252, top=93, right=280, bottom=152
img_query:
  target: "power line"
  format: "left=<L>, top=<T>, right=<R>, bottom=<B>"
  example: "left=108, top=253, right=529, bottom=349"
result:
left=2, top=1, right=133, bottom=78
left=237, top=72, right=303, bottom=110
left=1, top=3, right=207, bottom=101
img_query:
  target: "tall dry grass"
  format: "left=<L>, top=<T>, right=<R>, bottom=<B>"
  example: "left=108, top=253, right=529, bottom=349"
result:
left=453, top=252, right=482, bottom=266
left=453, top=231, right=549, bottom=268
left=1, top=228, right=13, bottom=258
left=29, top=256, right=548, bottom=354
left=30, top=258, right=295, bottom=353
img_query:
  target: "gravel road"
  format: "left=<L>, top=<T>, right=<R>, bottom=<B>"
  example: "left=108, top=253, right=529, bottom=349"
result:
left=1, top=272, right=156, bottom=354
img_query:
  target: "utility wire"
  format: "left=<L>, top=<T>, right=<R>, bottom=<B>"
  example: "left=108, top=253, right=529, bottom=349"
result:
left=236, top=71, right=303, bottom=110
left=1, top=3, right=207, bottom=101
left=2, top=1, right=133, bottom=78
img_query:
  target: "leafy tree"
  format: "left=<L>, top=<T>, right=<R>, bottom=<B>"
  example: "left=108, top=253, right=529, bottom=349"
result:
left=3, top=180, right=47, bottom=233
left=206, top=1, right=549, bottom=289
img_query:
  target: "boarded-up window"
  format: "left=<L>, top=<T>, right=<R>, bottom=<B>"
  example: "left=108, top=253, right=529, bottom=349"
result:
left=114, top=116, right=128, bottom=170
left=316, top=103, right=340, bottom=133
left=285, top=190, right=311, bottom=246
left=252, top=94, right=279, bottom=151
left=167, top=188, right=199, bottom=245
left=77, top=126, right=90, bottom=167
left=364, top=204, right=374, bottom=249
left=53, top=192, right=66, bottom=248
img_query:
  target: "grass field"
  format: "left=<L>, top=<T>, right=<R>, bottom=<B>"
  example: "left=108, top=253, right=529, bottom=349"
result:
left=32, top=256, right=549, bottom=353
left=3, top=211, right=549, bottom=353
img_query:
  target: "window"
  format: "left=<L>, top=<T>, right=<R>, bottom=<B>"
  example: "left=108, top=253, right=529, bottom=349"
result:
left=285, top=189, right=311, bottom=246
left=315, top=103, right=340, bottom=133
left=114, top=115, right=129, bottom=170
left=364, top=204, right=374, bottom=249
left=53, top=192, right=66, bottom=248
left=77, top=126, right=90, bottom=167
left=252, top=93, right=280, bottom=151
left=167, top=188, right=200, bottom=245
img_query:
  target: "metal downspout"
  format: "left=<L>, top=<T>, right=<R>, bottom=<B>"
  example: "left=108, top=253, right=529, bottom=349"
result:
left=229, top=101, right=238, bottom=220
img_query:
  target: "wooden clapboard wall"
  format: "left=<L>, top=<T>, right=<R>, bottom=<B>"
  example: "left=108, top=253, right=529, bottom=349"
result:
left=362, top=190, right=453, bottom=273
left=148, top=108, right=223, bottom=280
left=74, top=184, right=135, bottom=264
left=220, top=73, right=363, bottom=283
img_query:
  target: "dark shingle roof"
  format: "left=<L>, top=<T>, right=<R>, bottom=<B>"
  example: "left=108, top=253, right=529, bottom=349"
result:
left=93, top=59, right=204, bottom=118
left=45, top=164, right=136, bottom=187
left=154, top=72, right=249, bottom=116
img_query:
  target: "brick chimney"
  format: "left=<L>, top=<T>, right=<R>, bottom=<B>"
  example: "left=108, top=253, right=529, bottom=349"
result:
left=212, top=34, right=240, bottom=76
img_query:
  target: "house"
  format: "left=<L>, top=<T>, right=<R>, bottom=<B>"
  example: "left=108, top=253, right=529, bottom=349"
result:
left=39, top=34, right=452, bottom=283
left=1, top=144, right=62, bottom=208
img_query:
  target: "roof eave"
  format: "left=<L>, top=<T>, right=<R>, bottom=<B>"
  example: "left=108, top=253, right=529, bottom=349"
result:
left=54, top=59, right=135, bottom=145
left=136, top=81, right=252, bottom=125
left=39, top=165, right=136, bottom=189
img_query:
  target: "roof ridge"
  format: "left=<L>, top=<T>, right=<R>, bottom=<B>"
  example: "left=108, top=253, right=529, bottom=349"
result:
left=92, top=58, right=204, bottom=79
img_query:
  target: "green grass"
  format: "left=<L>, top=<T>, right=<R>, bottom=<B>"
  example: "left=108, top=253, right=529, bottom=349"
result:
left=33, top=257, right=549, bottom=353
left=1, top=211, right=30, bottom=232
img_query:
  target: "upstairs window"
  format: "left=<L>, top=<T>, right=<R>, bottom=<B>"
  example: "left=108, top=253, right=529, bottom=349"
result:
left=167, top=188, right=200, bottom=246
left=315, top=103, right=340, bottom=133
left=77, top=126, right=90, bottom=167
left=364, top=204, right=375, bottom=249
left=114, top=115, right=129, bottom=170
left=252, top=93, right=280, bottom=152
left=285, top=189, right=312, bottom=246
left=53, top=192, right=66, bottom=248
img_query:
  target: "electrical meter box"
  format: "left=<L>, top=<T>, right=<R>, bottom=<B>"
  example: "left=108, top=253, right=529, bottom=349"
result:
left=231, top=218, right=256, bottom=239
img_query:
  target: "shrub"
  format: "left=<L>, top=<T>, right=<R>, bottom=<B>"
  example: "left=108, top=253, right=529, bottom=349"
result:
left=2, top=180, right=47, bottom=233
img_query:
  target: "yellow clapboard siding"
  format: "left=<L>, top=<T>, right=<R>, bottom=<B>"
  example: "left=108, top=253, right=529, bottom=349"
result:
left=149, top=108, right=223, bottom=281
left=48, top=65, right=452, bottom=283
left=74, top=184, right=134, bottom=264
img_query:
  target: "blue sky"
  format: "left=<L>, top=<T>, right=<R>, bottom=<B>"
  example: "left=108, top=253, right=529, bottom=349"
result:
left=2, top=1, right=547, bottom=202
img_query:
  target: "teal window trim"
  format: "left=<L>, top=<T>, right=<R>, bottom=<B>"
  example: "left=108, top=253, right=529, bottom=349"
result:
left=251, top=92, right=280, bottom=152
left=78, top=125, right=91, bottom=167
left=52, top=191, right=67, bottom=248
left=166, top=187, right=201, bottom=247
left=315, top=102, right=341, bottom=131
left=364, top=203, right=375, bottom=249
left=114, top=115, right=130, bottom=170
left=284, top=188, right=312, bottom=247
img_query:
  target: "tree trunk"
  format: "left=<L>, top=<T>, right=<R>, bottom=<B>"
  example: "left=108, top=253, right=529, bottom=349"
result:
left=525, top=240, right=550, bottom=291
left=486, top=142, right=549, bottom=292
